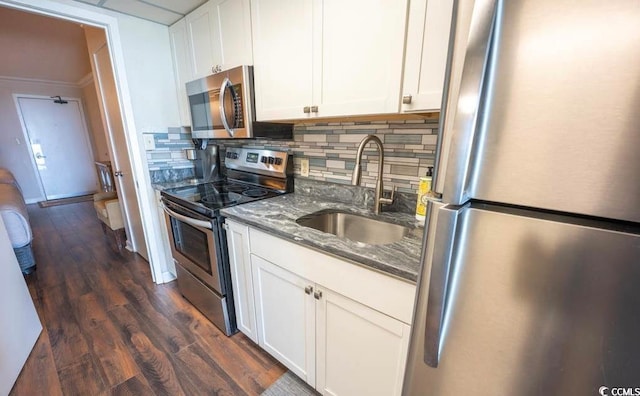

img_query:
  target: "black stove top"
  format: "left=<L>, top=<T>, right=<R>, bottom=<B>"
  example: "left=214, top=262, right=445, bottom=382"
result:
left=161, top=178, right=283, bottom=217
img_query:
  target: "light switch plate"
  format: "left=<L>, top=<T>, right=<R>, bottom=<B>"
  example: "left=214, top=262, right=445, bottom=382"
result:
left=300, top=158, right=309, bottom=177
left=143, top=135, right=156, bottom=150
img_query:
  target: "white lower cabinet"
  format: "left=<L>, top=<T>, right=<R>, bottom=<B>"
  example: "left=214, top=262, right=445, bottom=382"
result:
left=316, top=288, right=411, bottom=396
left=225, top=220, right=415, bottom=395
left=251, top=254, right=316, bottom=385
left=224, top=220, right=258, bottom=343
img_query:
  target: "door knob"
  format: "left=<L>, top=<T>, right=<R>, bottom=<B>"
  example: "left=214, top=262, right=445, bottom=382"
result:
left=313, top=290, right=323, bottom=300
left=304, top=286, right=313, bottom=295
left=402, top=95, right=412, bottom=104
left=114, top=171, right=124, bottom=177
left=35, top=153, right=47, bottom=159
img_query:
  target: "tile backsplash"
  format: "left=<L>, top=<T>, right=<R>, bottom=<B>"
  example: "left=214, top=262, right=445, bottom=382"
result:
left=146, top=119, right=439, bottom=193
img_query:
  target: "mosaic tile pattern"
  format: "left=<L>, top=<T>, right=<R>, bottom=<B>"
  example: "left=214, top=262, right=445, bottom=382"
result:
left=144, top=127, right=194, bottom=171
left=145, top=119, right=440, bottom=193
left=218, top=119, right=440, bottom=193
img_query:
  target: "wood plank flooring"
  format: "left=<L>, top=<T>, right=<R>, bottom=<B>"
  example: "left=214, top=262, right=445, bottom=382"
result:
left=10, top=201, right=286, bottom=395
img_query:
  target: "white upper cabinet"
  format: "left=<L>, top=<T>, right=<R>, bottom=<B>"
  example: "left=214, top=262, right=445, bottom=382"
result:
left=316, top=0, right=408, bottom=118
left=251, top=0, right=314, bottom=121
left=169, top=0, right=253, bottom=126
left=215, top=0, right=253, bottom=69
left=401, top=0, right=454, bottom=112
left=186, top=1, right=223, bottom=79
left=251, top=0, right=408, bottom=121
left=168, top=19, right=193, bottom=126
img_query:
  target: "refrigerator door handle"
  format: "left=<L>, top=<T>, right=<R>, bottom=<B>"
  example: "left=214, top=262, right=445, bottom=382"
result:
left=433, top=0, right=498, bottom=204
left=423, top=201, right=461, bottom=367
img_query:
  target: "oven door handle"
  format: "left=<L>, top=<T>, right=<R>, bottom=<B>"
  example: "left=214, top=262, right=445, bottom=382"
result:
left=162, top=203, right=213, bottom=230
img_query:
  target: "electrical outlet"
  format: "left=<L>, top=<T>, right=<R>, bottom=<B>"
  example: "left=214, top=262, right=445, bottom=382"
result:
left=300, top=158, right=310, bottom=177
left=143, top=135, right=156, bottom=151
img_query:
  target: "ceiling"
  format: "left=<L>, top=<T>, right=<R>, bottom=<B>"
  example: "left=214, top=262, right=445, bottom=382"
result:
left=72, top=0, right=208, bottom=25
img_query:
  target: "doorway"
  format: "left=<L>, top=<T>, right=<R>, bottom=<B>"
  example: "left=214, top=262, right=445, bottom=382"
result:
left=15, top=95, right=97, bottom=200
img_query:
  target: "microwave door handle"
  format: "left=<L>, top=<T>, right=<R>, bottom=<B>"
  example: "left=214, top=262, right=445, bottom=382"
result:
left=219, top=77, right=235, bottom=138
left=161, top=202, right=213, bottom=230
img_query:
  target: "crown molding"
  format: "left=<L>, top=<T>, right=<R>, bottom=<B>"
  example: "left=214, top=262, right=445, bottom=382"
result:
left=76, top=73, right=94, bottom=87
left=0, top=74, right=88, bottom=88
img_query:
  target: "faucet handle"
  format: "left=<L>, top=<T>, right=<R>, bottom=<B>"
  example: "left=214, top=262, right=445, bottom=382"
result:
left=380, top=185, right=396, bottom=206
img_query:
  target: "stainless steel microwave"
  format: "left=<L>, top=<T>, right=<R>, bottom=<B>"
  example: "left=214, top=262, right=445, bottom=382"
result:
left=186, top=65, right=293, bottom=139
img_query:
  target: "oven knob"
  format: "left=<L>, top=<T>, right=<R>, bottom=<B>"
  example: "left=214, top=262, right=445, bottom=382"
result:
left=268, top=156, right=275, bottom=164
left=275, top=158, right=283, bottom=166
left=260, top=156, right=267, bottom=163
left=233, top=153, right=239, bottom=159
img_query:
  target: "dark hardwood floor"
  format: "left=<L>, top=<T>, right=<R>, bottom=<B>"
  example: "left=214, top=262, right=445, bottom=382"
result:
left=10, top=201, right=286, bottom=395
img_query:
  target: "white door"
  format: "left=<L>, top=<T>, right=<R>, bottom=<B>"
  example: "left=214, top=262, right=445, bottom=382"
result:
left=251, top=0, right=314, bottom=120
left=315, top=287, right=411, bottom=396
left=92, top=44, right=148, bottom=260
left=251, top=254, right=316, bottom=386
left=0, top=217, right=42, bottom=395
left=16, top=96, right=97, bottom=200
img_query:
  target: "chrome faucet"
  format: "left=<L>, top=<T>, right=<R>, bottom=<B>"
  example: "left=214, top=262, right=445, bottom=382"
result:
left=351, top=135, right=395, bottom=214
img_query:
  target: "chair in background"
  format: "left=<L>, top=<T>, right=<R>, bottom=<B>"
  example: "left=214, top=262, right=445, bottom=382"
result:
left=93, top=162, right=126, bottom=249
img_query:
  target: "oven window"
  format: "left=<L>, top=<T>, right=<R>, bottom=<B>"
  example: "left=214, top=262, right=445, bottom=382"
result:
left=170, top=217, right=212, bottom=274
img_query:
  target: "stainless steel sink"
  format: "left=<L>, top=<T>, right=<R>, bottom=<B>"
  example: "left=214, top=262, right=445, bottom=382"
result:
left=295, top=210, right=410, bottom=245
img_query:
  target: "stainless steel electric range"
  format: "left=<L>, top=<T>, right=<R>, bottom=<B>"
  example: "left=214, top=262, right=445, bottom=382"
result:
left=160, top=147, right=293, bottom=335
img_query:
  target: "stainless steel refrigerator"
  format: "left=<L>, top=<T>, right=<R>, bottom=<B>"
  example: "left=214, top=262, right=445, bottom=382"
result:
left=403, top=0, right=640, bottom=395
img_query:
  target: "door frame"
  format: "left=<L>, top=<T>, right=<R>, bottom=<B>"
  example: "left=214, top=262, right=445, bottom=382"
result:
left=0, top=0, right=165, bottom=283
left=13, top=94, right=96, bottom=201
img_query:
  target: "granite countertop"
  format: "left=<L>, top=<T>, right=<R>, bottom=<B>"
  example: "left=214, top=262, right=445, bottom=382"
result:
left=220, top=193, right=424, bottom=283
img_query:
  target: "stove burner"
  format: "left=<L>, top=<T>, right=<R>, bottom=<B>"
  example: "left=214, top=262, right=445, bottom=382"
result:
left=223, top=184, right=248, bottom=193
left=243, top=188, right=268, bottom=198
left=201, top=192, right=242, bottom=208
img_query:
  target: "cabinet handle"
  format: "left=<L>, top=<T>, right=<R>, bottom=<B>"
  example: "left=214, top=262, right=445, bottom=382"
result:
left=402, top=95, right=412, bottom=104
left=313, top=290, right=322, bottom=300
left=310, top=105, right=318, bottom=113
left=305, top=286, right=313, bottom=295
left=303, top=106, right=311, bottom=114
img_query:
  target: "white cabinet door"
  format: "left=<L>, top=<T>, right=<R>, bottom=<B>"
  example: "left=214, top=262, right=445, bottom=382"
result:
left=186, top=1, right=223, bottom=79
left=401, top=0, right=454, bottom=112
left=225, top=220, right=258, bottom=343
left=316, top=0, right=408, bottom=118
left=213, top=0, right=253, bottom=69
left=316, top=287, right=411, bottom=396
left=169, top=18, right=193, bottom=126
left=251, top=0, right=314, bottom=121
left=251, top=254, right=316, bottom=386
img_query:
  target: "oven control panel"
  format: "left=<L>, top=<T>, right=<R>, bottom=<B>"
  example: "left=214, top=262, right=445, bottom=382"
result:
left=224, top=147, right=290, bottom=178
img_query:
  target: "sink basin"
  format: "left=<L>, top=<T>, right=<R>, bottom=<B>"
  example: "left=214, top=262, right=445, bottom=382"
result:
left=296, top=210, right=410, bottom=245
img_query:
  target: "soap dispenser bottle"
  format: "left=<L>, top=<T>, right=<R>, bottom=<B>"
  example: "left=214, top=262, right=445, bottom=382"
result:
left=415, top=166, right=433, bottom=223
